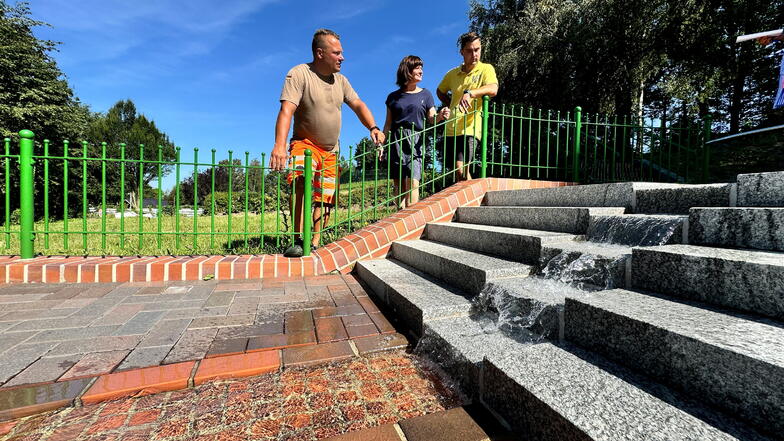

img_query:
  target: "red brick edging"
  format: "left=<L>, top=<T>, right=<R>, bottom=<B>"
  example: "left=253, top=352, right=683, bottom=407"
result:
left=0, top=178, right=571, bottom=284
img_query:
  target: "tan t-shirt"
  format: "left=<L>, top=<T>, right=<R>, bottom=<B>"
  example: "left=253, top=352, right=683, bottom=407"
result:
left=280, top=63, right=359, bottom=151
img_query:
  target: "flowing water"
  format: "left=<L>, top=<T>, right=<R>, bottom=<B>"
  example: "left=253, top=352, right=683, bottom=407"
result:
left=414, top=213, right=687, bottom=395
left=587, top=214, right=685, bottom=246
left=539, top=250, right=626, bottom=290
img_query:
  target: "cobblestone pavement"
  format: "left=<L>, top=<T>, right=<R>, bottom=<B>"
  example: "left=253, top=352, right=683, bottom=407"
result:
left=0, top=275, right=390, bottom=387
left=1, top=351, right=464, bottom=441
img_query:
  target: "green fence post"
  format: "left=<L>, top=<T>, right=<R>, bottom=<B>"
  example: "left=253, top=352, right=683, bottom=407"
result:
left=18, top=130, right=35, bottom=258
left=481, top=96, right=489, bottom=178
left=702, top=115, right=712, bottom=183
left=572, top=107, right=582, bottom=183
left=302, top=149, right=313, bottom=257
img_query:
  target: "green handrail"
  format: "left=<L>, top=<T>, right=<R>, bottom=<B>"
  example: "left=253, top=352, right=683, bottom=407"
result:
left=4, top=98, right=717, bottom=257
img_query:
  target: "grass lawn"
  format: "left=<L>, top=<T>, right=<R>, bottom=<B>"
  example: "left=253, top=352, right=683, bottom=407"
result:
left=1, top=204, right=399, bottom=257
left=2, top=174, right=453, bottom=256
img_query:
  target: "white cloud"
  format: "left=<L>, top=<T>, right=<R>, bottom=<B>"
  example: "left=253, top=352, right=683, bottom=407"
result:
left=324, top=0, right=385, bottom=21
left=30, top=0, right=279, bottom=63
left=201, top=50, right=299, bottom=83
left=432, top=21, right=464, bottom=36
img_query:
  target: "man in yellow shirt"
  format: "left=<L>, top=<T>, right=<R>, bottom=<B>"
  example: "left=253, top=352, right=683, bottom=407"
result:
left=437, top=32, right=498, bottom=181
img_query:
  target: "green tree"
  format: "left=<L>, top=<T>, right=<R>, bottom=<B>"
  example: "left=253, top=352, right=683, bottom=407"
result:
left=86, top=100, right=177, bottom=209
left=0, top=1, right=92, bottom=222
left=0, top=1, right=90, bottom=141
left=469, top=0, right=784, bottom=134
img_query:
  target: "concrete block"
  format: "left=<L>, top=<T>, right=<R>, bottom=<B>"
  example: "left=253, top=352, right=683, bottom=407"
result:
left=425, top=222, right=577, bottom=263
left=632, top=245, right=784, bottom=320
left=416, top=316, right=527, bottom=398
left=738, top=171, right=784, bottom=207
left=633, top=183, right=735, bottom=214
left=391, top=240, right=533, bottom=295
left=482, top=342, right=763, bottom=441
left=354, top=259, right=473, bottom=337
left=483, top=183, right=640, bottom=209
left=565, top=289, right=784, bottom=435
left=456, top=206, right=626, bottom=234
left=689, top=207, right=784, bottom=251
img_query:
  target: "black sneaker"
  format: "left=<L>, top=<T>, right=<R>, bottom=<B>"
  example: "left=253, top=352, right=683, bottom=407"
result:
left=283, top=241, right=304, bottom=258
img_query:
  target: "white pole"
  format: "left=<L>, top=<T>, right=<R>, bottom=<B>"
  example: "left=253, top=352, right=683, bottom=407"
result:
left=736, top=29, right=783, bottom=43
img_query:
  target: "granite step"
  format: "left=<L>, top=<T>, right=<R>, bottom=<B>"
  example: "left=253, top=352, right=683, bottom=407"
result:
left=354, top=259, right=473, bottom=338
left=416, top=315, right=526, bottom=398
left=633, top=183, right=736, bottom=214
left=390, top=240, right=534, bottom=295
left=631, top=244, right=784, bottom=320
left=539, top=240, right=633, bottom=289
left=587, top=214, right=687, bottom=246
left=738, top=171, right=784, bottom=207
left=564, top=289, right=784, bottom=435
left=482, top=182, right=680, bottom=210
left=482, top=342, right=773, bottom=441
left=424, top=222, right=577, bottom=263
left=689, top=207, right=784, bottom=251
left=455, top=206, right=626, bottom=234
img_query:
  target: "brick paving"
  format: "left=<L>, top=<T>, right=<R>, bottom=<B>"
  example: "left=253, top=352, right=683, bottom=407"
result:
left=0, top=275, right=391, bottom=388
left=1, top=351, right=465, bottom=441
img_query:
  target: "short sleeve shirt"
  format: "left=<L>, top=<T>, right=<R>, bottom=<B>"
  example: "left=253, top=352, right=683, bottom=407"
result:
left=280, top=63, right=360, bottom=150
left=437, top=61, right=498, bottom=139
left=385, top=88, right=435, bottom=132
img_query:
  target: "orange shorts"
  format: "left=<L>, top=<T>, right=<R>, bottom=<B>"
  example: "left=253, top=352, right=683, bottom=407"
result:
left=286, top=139, right=339, bottom=205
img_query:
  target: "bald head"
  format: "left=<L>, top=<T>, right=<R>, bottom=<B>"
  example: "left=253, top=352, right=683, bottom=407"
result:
left=312, top=29, right=340, bottom=57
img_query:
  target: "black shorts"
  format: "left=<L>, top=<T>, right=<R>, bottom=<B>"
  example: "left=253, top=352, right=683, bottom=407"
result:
left=443, top=135, right=478, bottom=167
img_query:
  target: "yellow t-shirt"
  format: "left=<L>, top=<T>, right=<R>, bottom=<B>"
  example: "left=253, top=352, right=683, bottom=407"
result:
left=437, top=61, right=498, bottom=139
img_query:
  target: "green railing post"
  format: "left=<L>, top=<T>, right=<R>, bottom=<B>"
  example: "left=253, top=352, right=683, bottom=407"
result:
left=702, top=115, right=712, bottom=183
left=302, top=149, right=313, bottom=257
left=572, top=106, right=582, bottom=183
left=18, top=130, right=35, bottom=258
left=481, top=96, right=489, bottom=178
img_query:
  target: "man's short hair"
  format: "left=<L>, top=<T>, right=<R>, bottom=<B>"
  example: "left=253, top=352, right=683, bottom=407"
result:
left=458, top=31, right=481, bottom=50
left=312, top=29, right=340, bottom=56
left=396, top=55, right=423, bottom=88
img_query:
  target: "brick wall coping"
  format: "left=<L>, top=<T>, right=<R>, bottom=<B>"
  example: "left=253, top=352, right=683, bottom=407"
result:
left=0, top=178, right=571, bottom=284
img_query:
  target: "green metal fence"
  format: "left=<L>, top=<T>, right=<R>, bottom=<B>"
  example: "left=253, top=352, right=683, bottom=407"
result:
left=2, top=97, right=711, bottom=258
left=483, top=103, right=711, bottom=184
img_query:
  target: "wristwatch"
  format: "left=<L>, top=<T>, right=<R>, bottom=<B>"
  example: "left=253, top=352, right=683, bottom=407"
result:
left=463, top=89, right=473, bottom=98
left=369, top=126, right=380, bottom=132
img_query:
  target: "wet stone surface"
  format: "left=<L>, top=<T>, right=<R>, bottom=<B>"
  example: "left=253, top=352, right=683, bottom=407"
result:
left=2, top=351, right=463, bottom=441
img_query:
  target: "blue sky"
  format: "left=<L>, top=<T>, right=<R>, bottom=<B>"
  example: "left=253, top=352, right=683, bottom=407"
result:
left=27, top=0, right=473, bottom=186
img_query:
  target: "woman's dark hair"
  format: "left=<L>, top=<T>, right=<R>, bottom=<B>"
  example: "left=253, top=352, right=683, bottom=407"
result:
left=396, top=55, right=423, bottom=88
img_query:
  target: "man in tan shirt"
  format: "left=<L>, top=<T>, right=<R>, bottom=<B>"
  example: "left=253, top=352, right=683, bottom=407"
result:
left=270, top=29, right=385, bottom=258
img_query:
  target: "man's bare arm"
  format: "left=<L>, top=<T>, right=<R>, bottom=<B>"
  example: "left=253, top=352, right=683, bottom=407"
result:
left=270, top=100, right=297, bottom=170
left=471, top=83, right=498, bottom=98
left=347, top=99, right=386, bottom=145
left=436, top=88, right=450, bottom=106
left=459, top=83, right=499, bottom=112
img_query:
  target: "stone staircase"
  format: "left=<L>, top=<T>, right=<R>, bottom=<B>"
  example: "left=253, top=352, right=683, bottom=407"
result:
left=354, top=172, right=784, bottom=440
